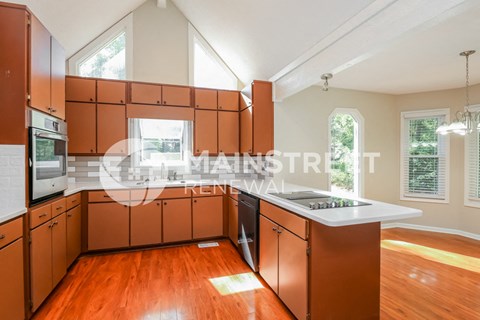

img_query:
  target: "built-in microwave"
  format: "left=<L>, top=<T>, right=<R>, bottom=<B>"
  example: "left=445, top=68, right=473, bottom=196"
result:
left=28, top=110, right=68, bottom=205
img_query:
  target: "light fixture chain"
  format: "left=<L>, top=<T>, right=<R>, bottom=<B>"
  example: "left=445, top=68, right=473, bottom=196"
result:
left=466, top=52, right=470, bottom=107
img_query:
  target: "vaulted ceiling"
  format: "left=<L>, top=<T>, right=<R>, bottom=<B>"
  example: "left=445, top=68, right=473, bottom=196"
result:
left=8, top=0, right=480, bottom=100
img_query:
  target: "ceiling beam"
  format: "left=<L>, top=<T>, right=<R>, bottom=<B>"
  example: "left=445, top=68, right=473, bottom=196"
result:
left=271, top=0, right=470, bottom=101
left=157, top=0, right=167, bottom=9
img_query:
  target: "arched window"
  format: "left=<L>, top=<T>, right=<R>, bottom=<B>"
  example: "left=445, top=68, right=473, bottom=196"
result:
left=328, top=108, right=364, bottom=197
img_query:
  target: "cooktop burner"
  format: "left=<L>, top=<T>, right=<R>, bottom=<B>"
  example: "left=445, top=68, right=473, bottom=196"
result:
left=268, top=191, right=371, bottom=210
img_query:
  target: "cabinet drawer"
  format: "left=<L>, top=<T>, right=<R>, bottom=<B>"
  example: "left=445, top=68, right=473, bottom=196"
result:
left=88, top=190, right=130, bottom=202
left=30, top=204, right=52, bottom=229
left=130, top=187, right=191, bottom=201
left=0, top=217, right=23, bottom=249
left=260, top=201, right=309, bottom=240
left=51, top=198, right=66, bottom=217
left=66, top=193, right=81, bottom=210
left=228, top=187, right=239, bottom=201
left=192, top=186, right=224, bottom=197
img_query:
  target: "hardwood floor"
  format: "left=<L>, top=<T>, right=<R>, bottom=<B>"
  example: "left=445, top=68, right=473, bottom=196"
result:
left=32, top=229, right=480, bottom=320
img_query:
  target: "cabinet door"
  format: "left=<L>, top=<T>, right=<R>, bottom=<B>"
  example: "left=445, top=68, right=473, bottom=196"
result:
left=193, top=196, right=223, bottom=239
left=66, top=205, right=82, bottom=267
left=51, top=213, right=67, bottom=287
left=163, top=85, right=191, bottom=106
left=131, top=201, right=162, bottom=246
left=195, top=110, right=218, bottom=154
left=97, top=104, right=127, bottom=154
left=228, top=197, right=238, bottom=247
left=252, top=81, right=274, bottom=154
left=259, top=215, right=279, bottom=293
left=97, top=80, right=126, bottom=104
left=0, top=239, right=24, bottom=320
left=30, top=15, right=51, bottom=113
left=88, top=202, right=129, bottom=250
left=240, top=107, right=253, bottom=154
left=65, top=77, right=96, bottom=102
left=194, top=88, right=217, bottom=110
left=131, top=83, right=162, bottom=105
left=163, top=198, right=192, bottom=243
left=218, top=111, right=239, bottom=154
left=30, top=221, right=53, bottom=311
left=218, top=91, right=239, bottom=111
left=66, top=102, right=97, bottom=154
left=278, top=227, right=308, bottom=320
left=50, top=37, right=65, bottom=119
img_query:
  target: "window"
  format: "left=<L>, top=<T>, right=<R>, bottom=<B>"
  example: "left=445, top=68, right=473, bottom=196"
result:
left=464, top=105, right=480, bottom=207
left=130, top=119, right=192, bottom=170
left=68, top=14, right=133, bottom=80
left=188, top=24, right=238, bottom=90
left=400, top=109, right=449, bottom=202
left=328, top=109, right=364, bottom=197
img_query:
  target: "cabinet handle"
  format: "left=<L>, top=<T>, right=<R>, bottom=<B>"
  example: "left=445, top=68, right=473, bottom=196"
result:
left=51, top=108, right=57, bottom=113
left=0, top=234, right=5, bottom=240
left=56, top=206, right=63, bottom=210
left=277, top=229, right=282, bottom=234
left=67, top=213, right=72, bottom=217
left=71, top=199, right=77, bottom=203
left=234, top=204, right=238, bottom=207
left=39, top=213, right=47, bottom=218
left=103, top=195, right=110, bottom=198
left=272, top=227, right=277, bottom=232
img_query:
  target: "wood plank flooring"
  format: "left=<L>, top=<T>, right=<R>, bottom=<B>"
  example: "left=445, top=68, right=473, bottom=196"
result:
left=32, top=228, right=480, bottom=320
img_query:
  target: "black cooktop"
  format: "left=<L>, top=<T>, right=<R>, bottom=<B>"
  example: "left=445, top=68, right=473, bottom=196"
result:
left=269, top=191, right=371, bottom=210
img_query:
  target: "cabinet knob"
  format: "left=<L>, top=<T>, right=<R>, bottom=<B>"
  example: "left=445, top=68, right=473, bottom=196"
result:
left=157, top=100, right=160, bottom=104
left=272, top=227, right=277, bottom=232
left=219, top=106, right=222, bottom=109
left=120, top=100, right=124, bottom=103
left=163, top=101, right=167, bottom=104
left=164, top=202, right=167, bottom=205
left=157, top=202, right=160, bottom=206
left=193, top=200, right=197, bottom=203
left=196, top=104, right=199, bottom=108
left=67, top=213, right=72, bottom=217
left=196, top=149, right=200, bottom=152
left=90, top=98, right=93, bottom=102
left=39, top=213, right=47, bottom=218
left=91, top=149, right=94, bottom=153
left=51, top=108, right=57, bottom=113
left=220, top=150, right=223, bottom=152
left=56, top=206, right=62, bottom=210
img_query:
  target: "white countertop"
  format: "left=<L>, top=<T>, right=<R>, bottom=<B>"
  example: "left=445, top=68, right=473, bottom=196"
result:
left=64, top=178, right=422, bottom=227
left=0, top=207, right=27, bottom=224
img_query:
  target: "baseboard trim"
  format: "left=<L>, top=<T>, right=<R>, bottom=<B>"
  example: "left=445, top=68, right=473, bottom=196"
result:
left=381, top=222, right=480, bottom=241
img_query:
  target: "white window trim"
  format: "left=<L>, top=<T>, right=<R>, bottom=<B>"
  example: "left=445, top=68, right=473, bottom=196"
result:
left=67, top=13, right=133, bottom=80
left=400, top=108, right=450, bottom=204
left=464, top=104, right=480, bottom=208
left=187, top=23, right=238, bottom=89
left=327, top=108, right=365, bottom=198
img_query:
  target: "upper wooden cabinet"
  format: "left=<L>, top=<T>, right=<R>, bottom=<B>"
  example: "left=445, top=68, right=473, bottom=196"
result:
left=195, top=110, right=218, bottom=155
left=97, top=80, right=126, bottom=104
left=218, top=111, right=239, bottom=154
left=97, top=104, right=127, bottom=154
left=30, top=15, right=66, bottom=119
left=163, top=85, right=191, bottom=107
left=194, top=88, right=217, bottom=110
left=218, top=90, right=239, bottom=111
left=130, top=82, right=162, bottom=105
left=66, top=77, right=96, bottom=103
left=240, top=81, right=273, bottom=155
left=66, top=102, right=97, bottom=154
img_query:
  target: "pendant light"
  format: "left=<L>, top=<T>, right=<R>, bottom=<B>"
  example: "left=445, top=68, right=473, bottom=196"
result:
left=321, top=73, right=333, bottom=91
left=436, top=50, right=477, bottom=135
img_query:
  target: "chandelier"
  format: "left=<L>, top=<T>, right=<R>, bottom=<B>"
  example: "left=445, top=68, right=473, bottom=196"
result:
left=436, top=50, right=477, bottom=136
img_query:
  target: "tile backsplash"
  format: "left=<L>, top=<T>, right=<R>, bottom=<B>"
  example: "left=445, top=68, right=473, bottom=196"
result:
left=68, top=155, right=272, bottom=183
left=0, top=145, right=25, bottom=213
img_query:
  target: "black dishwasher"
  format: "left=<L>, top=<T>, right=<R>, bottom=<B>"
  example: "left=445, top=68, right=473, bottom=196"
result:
left=238, top=192, right=260, bottom=272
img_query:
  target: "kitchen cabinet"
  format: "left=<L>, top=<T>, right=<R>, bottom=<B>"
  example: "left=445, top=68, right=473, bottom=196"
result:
left=163, top=198, right=192, bottom=243
left=218, top=111, right=239, bottom=154
left=88, top=202, right=130, bottom=250
left=97, top=79, right=126, bottom=104
left=66, top=201, right=82, bottom=267
left=66, top=77, right=96, bottom=102
left=195, top=110, right=218, bottom=154
left=97, top=104, right=127, bottom=154
left=240, top=81, right=273, bottom=154
left=194, top=88, right=217, bottom=110
left=259, top=201, right=309, bottom=320
left=163, top=85, right=191, bottom=107
left=66, top=102, right=97, bottom=154
left=29, top=14, right=66, bottom=119
left=30, top=212, right=67, bottom=312
left=130, top=201, right=162, bottom=246
left=228, top=196, right=238, bottom=247
left=0, top=217, right=24, bottom=320
left=218, top=90, right=239, bottom=111
left=130, top=82, right=162, bottom=105
left=192, top=196, right=223, bottom=239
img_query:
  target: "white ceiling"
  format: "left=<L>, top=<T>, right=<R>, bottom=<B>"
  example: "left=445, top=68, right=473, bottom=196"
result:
left=7, top=0, right=146, bottom=57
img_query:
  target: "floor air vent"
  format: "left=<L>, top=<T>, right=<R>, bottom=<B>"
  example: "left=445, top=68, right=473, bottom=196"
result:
left=198, top=242, right=219, bottom=248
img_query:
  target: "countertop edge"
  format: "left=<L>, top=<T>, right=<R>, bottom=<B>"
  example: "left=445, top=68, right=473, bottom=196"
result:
left=0, top=208, right=27, bottom=224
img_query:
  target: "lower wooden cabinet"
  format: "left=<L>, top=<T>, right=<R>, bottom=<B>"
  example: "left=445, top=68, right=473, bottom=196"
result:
left=193, top=196, right=223, bottom=239
left=66, top=204, right=82, bottom=267
left=228, top=196, right=239, bottom=247
left=259, top=214, right=308, bottom=320
left=88, top=202, right=129, bottom=250
left=131, top=200, right=162, bottom=246
left=163, top=198, right=192, bottom=243
left=0, top=218, right=24, bottom=320
left=30, top=213, right=66, bottom=312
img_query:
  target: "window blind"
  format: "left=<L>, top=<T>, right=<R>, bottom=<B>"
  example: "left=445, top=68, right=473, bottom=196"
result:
left=466, top=129, right=480, bottom=202
left=402, top=114, right=447, bottom=200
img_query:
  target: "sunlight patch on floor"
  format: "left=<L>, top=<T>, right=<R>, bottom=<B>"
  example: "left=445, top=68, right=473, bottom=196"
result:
left=381, top=240, right=480, bottom=273
left=209, top=272, right=264, bottom=295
